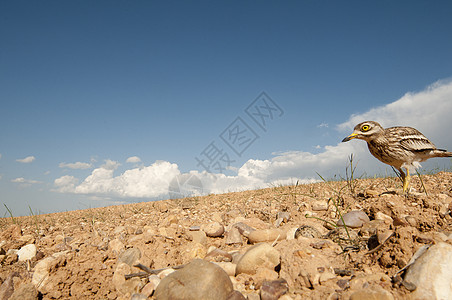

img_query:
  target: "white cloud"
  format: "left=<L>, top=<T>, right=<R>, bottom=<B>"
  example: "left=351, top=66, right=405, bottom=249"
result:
left=338, top=79, right=452, bottom=150
left=53, top=79, right=452, bottom=200
left=11, top=177, right=41, bottom=184
left=317, top=122, right=329, bottom=128
left=53, top=175, right=79, bottom=193
left=16, top=156, right=35, bottom=163
left=126, top=156, right=142, bottom=163
left=55, top=160, right=180, bottom=198
left=59, top=162, right=93, bottom=169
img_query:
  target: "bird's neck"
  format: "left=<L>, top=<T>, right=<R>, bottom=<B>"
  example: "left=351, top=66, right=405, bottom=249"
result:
left=369, top=132, right=387, bottom=145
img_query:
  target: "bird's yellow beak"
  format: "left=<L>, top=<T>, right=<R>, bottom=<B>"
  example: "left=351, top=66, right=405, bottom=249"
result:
left=342, top=132, right=358, bottom=142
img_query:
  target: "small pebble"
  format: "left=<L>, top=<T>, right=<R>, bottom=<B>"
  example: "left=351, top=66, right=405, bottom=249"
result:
left=201, top=222, right=225, bottom=237
left=225, top=227, right=243, bottom=245
left=233, top=222, right=256, bottom=237
left=337, top=210, right=370, bottom=228
left=260, top=279, right=289, bottom=300
left=17, top=244, right=37, bottom=261
left=189, top=225, right=200, bottom=231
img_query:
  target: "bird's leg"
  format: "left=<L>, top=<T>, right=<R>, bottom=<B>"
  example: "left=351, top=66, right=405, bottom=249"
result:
left=397, top=168, right=406, bottom=192
left=402, top=168, right=410, bottom=193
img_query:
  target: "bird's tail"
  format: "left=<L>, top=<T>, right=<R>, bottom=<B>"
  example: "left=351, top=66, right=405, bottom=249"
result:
left=435, top=149, right=452, bottom=157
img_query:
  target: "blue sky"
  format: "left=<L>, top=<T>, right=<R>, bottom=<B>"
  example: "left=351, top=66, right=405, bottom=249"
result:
left=1, top=1, right=452, bottom=216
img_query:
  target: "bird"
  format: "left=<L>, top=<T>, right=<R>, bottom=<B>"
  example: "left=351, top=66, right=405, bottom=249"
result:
left=342, top=121, right=452, bottom=192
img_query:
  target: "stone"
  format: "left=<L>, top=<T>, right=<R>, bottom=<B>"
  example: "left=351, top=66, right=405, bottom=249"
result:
left=131, top=294, right=148, bottom=300
left=212, top=212, right=223, bottom=223
left=337, top=210, right=370, bottom=228
left=260, top=279, right=289, bottom=300
left=17, top=244, right=37, bottom=261
left=319, top=270, right=337, bottom=283
left=236, top=243, right=280, bottom=275
left=404, top=242, right=452, bottom=300
left=374, top=212, right=393, bottom=224
left=349, top=287, right=394, bottom=300
left=158, top=268, right=175, bottom=279
left=202, top=222, right=225, bottom=237
left=19, top=234, right=35, bottom=244
left=140, top=283, right=155, bottom=298
left=31, top=256, right=57, bottom=291
left=118, top=247, right=141, bottom=267
left=405, top=216, right=417, bottom=227
left=154, top=259, right=233, bottom=300
left=32, top=255, right=64, bottom=293
left=312, top=200, right=329, bottom=211
left=109, top=238, right=124, bottom=255
left=112, top=262, right=131, bottom=294
left=120, top=278, right=143, bottom=296
left=359, top=220, right=385, bottom=238
left=188, top=230, right=207, bottom=245
left=141, top=275, right=160, bottom=297
left=227, top=290, right=246, bottom=299
left=225, top=227, right=243, bottom=245
left=233, top=222, right=256, bottom=237
left=276, top=212, right=291, bottom=226
left=114, top=226, right=127, bottom=235
left=205, top=248, right=233, bottom=262
left=187, top=242, right=206, bottom=259
left=285, top=227, right=299, bottom=240
left=365, top=189, right=380, bottom=197
left=247, top=294, right=260, bottom=300
left=277, top=211, right=290, bottom=222
left=253, top=267, right=279, bottom=284
left=214, top=262, right=237, bottom=276
left=0, top=272, right=19, bottom=300
left=9, top=282, right=38, bottom=300
left=248, top=229, right=286, bottom=244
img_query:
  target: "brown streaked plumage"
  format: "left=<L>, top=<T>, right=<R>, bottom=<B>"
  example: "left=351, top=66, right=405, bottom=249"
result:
left=342, top=121, right=452, bottom=192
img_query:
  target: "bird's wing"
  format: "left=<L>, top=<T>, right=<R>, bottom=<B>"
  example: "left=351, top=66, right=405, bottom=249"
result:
left=388, top=127, right=437, bottom=151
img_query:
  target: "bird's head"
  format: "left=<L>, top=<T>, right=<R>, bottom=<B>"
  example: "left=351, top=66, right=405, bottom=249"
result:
left=342, top=121, right=384, bottom=142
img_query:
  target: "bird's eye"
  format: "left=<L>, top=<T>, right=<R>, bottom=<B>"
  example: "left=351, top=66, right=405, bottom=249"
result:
left=361, top=125, right=370, bottom=131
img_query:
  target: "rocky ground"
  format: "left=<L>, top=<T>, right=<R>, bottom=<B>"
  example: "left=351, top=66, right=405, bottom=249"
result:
left=1, top=172, right=452, bottom=300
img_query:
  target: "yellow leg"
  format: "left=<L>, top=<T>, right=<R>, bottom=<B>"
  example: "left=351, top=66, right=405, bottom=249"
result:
left=402, top=169, right=410, bottom=193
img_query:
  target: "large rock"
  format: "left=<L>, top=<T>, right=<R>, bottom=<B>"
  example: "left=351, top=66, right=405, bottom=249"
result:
left=32, top=257, right=55, bottom=287
left=201, top=222, right=225, bottom=237
left=118, top=247, right=141, bottom=266
left=236, top=243, right=280, bottom=275
left=9, top=283, right=38, bottom=300
left=248, top=229, right=286, bottom=244
left=337, top=210, right=370, bottom=228
left=17, top=244, right=37, bottom=261
left=0, top=272, right=19, bottom=300
left=404, top=242, right=452, bottom=300
left=154, top=259, right=233, bottom=300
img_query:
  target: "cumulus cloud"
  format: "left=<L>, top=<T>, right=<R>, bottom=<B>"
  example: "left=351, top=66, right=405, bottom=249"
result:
left=55, top=160, right=180, bottom=198
left=16, top=156, right=35, bottom=163
left=53, top=175, right=79, bottom=193
left=11, top=177, right=41, bottom=184
left=338, top=79, right=452, bottom=150
left=59, top=162, right=93, bottom=169
left=53, top=80, right=452, bottom=200
left=126, top=156, right=142, bottom=163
